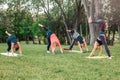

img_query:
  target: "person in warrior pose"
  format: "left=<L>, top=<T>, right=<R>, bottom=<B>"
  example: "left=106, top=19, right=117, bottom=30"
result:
left=88, top=16, right=112, bottom=59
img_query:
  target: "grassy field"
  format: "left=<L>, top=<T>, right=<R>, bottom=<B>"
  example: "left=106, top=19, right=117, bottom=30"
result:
left=0, top=42, right=120, bottom=80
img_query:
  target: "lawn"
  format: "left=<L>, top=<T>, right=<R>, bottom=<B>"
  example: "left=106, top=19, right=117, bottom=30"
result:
left=0, top=43, right=120, bottom=80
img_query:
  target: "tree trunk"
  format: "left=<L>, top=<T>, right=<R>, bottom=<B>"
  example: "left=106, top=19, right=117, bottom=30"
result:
left=26, top=36, right=29, bottom=44
left=108, top=30, right=111, bottom=40
left=80, top=25, right=82, bottom=36
left=107, top=30, right=111, bottom=45
left=94, top=0, right=101, bottom=38
left=32, top=36, right=35, bottom=44
left=89, top=0, right=96, bottom=45
left=113, top=30, right=115, bottom=45
left=112, top=30, right=115, bottom=42
left=38, top=36, right=41, bottom=44
left=73, top=1, right=81, bottom=30
left=63, top=20, right=72, bottom=44
left=55, top=0, right=72, bottom=44
left=82, top=0, right=96, bottom=45
left=118, top=25, right=120, bottom=42
left=85, top=19, right=90, bottom=44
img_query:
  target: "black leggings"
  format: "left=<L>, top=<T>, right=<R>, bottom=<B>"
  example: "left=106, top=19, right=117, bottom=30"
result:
left=7, top=42, right=11, bottom=51
left=69, top=36, right=83, bottom=50
left=99, top=36, right=111, bottom=57
left=47, top=38, right=51, bottom=51
left=96, top=38, right=102, bottom=46
left=69, top=40, right=75, bottom=50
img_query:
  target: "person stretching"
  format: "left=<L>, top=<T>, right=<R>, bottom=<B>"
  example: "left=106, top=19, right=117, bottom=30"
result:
left=39, top=24, right=63, bottom=54
left=67, top=29, right=89, bottom=53
left=5, top=31, right=22, bottom=56
left=88, top=16, right=112, bottom=59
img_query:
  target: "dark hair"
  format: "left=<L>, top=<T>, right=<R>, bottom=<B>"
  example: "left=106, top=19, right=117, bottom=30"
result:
left=15, top=44, right=19, bottom=51
left=15, top=47, right=19, bottom=51
left=71, top=29, right=75, bottom=33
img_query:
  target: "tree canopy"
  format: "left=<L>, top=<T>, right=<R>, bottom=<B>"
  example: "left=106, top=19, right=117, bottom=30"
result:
left=0, top=0, right=119, bottom=44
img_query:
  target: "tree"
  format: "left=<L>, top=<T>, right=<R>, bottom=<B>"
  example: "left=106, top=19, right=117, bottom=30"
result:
left=0, top=11, right=6, bottom=43
left=54, top=0, right=85, bottom=44
left=82, top=0, right=96, bottom=45
left=102, top=0, right=120, bottom=43
left=109, top=0, right=120, bottom=42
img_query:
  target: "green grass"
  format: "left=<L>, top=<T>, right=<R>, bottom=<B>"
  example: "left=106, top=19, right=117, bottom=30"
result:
left=0, top=43, right=120, bottom=80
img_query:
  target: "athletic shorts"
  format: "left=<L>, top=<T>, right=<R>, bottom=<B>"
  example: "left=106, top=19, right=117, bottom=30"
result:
left=50, top=34, right=61, bottom=48
left=76, top=36, right=84, bottom=44
left=96, top=38, right=102, bottom=46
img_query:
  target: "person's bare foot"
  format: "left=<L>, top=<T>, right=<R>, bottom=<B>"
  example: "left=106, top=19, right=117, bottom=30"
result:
left=89, top=54, right=94, bottom=57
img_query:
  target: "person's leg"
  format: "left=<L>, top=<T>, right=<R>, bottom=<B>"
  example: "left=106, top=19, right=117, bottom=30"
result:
left=83, top=39, right=89, bottom=51
left=57, top=41, right=63, bottom=53
left=69, top=39, right=75, bottom=50
left=7, top=42, right=11, bottom=55
left=77, top=42, right=83, bottom=53
left=17, top=42, right=22, bottom=56
left=89, top=42, right=98, bottom=57
left=99, top=36, right=111, bottom=58
left=11, top=43, right=15, bottom=56
left=47, top=38, right=51, bottom=53
left=60, top=46, right=63, bottom=53
left=51, top=42, right=56, bottom=54
left=98, top=45, right=102, bottom=56
left=7, top=42, right=11, bottom=52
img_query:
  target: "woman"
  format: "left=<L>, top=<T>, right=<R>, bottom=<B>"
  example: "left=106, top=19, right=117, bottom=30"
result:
left=89, top=37, right=103, bottom=57
left=39, top=24, right=63, bottom=54
left=67, top=29, right=89, bottom=53
left=50, top=33, right=63, bottom=54
left=5, top=31, right=22, bottom=56
left=88, top=16, right=112, bottom=59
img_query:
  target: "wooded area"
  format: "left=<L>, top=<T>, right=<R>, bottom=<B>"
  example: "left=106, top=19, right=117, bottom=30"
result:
left=0, top=0, right=120, bottom=45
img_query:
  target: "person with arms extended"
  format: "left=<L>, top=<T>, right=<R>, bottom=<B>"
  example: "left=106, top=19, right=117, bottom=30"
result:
left=5, top=31, right=22, bottom=56
left=88, top=16, right=112, bottom=59
left=39, top=24, right=63, bottom=54
left=66, top=29, right=89, bottom=53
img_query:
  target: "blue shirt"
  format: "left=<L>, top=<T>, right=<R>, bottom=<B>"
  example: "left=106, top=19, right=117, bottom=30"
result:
left=7, top=35, right=17, bottom=44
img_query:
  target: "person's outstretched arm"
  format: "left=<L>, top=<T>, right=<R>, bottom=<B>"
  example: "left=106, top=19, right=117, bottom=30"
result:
left=38, top=24, right=48, bottom=31
left=5, top=31, right=11, bottom=36
left=88, top=16, right=103, bottom=24
left=66, top=30, right=71, bottom=32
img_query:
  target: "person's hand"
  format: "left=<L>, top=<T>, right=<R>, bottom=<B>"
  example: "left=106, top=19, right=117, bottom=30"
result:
left=5, top=31, right=11, bottom=36
left=5, top=31, right=8, bottom=34
left=38, top=24, right=44, bottom=28
left=88, top=16, right=92, bottom=23
left=66, top=30, right=71, bottom=32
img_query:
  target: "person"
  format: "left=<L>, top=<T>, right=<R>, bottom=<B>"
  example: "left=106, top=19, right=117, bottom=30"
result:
left=39, top=24, right=63, bottom=54
left=89, top=37, right=103, bottom=57
left=88, top=16, right=112, bottom=59
left=5, top=31, right=22, bottom=56
left=66, top=29, right=89, bottom=53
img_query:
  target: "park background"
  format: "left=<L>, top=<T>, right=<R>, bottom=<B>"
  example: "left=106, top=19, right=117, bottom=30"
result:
left=0, top=0, right=120, bottom=80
